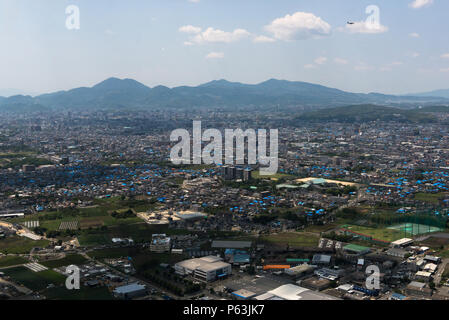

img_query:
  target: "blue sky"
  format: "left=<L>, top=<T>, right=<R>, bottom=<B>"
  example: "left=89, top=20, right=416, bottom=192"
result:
left=0, top=0, right=448, bottom=95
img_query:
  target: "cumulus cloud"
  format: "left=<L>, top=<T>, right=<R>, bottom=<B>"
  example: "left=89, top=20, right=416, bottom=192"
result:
left=206, top=52, right=224, bottom=59
left=265, top=12, right=331, bottom=41
left=341, top=21, right=388, bottom=34
left=409, top=32, right=420, bottom=38
left=253, top=35, right=276, bottom=43
left=179, top=25, right=202, bottom=34
left=409, top=0, right=434, bottom=9
left=190, top=27, right=250, bottom=44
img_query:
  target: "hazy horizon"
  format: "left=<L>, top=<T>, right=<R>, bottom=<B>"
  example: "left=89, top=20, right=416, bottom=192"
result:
left=1, top=0, right=449, bottom=95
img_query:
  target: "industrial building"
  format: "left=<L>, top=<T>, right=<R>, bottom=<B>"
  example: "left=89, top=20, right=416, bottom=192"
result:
left=254, top=284, right=340, bottom=300
left=113, top=283, right=147, bottom=299
left=391, top=238, right=414, bottom=248
left=175, top=256, right=232, bottom=282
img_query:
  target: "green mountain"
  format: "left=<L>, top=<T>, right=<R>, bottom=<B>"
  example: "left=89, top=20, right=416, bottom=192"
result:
left=0, top=78, right=448, bottom=112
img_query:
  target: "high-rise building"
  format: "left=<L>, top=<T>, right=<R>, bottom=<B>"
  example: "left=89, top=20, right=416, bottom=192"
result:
left=243, top=168, right=252, bottom=182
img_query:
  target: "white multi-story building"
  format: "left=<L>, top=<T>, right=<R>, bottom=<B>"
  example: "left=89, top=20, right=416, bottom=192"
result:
left=175, top=256, right=232, bottom=282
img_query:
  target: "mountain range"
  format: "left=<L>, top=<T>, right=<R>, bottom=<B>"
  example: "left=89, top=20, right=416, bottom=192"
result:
left=0, top=77, right=448, bottom=112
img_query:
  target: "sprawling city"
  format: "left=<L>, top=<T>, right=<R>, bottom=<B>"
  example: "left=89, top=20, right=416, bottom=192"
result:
left=1, top=0, right=449, bottom=314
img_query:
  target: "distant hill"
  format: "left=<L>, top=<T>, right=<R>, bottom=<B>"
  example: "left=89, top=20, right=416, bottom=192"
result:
left=1, top=78, right=448, bottom=112
left=414, top=105, right=449, bottom=113
left=298, top=104, right=437, bottom=123
left=408, top=89, right=449, bottom=99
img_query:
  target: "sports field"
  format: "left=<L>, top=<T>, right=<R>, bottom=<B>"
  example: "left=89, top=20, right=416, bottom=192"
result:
left=387, top=223, right=443, bottom=236
left=342, top=225, right=403, bottom=242
left=342, top=223, right=444, bottom=242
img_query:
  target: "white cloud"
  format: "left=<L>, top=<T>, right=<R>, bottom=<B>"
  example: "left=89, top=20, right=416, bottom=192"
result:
left=192, top=27, right=250, bottom=44
left=188, top=0, right=201, bottom=3
left=410, top=52, right=420, bottom=58
left=334, top=58, right=349, bottom=65
left=441, top=53, right=449, bottom=59
left=314, top=57, right=327, bottom=65
left=265, top=12, right=331, bottom=41
left=179, top=25, right=202, bottom=34
left=206, top=52, right=224, bottom=59
left=341, top=21, right=388, bottom=34
left=183, top=41, right=194, bottom=46
left=409, top=0, right=434, bottom=9
left=253, top=35, right=276, bottom=43
left=409, top=32, right=420, bottom=38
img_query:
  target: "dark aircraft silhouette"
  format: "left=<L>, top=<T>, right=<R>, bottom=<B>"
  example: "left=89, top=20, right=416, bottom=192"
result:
left=347, top=21, right=355, bottom=25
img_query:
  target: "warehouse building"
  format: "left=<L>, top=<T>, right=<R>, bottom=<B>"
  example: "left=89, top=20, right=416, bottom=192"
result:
left=175, top=256, right=232, bottom=282
left=391, top=238, right=414, bottom=248
left=113, top=283, right=147, bottom=299
left=254, top=284, right=340, bottom=300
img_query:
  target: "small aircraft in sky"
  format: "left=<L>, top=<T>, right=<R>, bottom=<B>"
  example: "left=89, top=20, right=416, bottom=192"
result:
left=347, top=21, right=355, bottom=25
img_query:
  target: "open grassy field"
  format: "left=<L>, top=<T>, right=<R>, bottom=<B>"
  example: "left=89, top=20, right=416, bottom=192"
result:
left=252, top=171, right=293, bottom=180
left=0, top=255, right=28, bottom=268
left=342, top=225, right=404, bottom=242
left=0, top=236, right=50, bottom=254
left=303, top=222, right=340, bottom=234
left=260, top=232, right=320, bottom=247
left=414, top=192, right=448, bottom=204
left=41, top=254, right=88, bottom=268
left=43, top=286, right=114, bottom=300
left=3, top=266, right=65, bottom=291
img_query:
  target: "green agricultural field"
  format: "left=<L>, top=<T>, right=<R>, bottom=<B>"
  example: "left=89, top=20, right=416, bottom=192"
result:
left=43, top=286, right=114, bottom=300
left=9, top=197, right=158, bottom=234
left=41, top=254, right=88, bottom=268
left=3, top=267, right=65, bottom=291
left=0, top=236, right=49, bottom=254
left=0, top=255, right=28, bottom=268
left=260, top=232, right=320, bottom=247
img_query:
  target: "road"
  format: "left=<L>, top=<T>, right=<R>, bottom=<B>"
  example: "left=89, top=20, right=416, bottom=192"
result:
left=434, top=258, right=449, bottom=286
